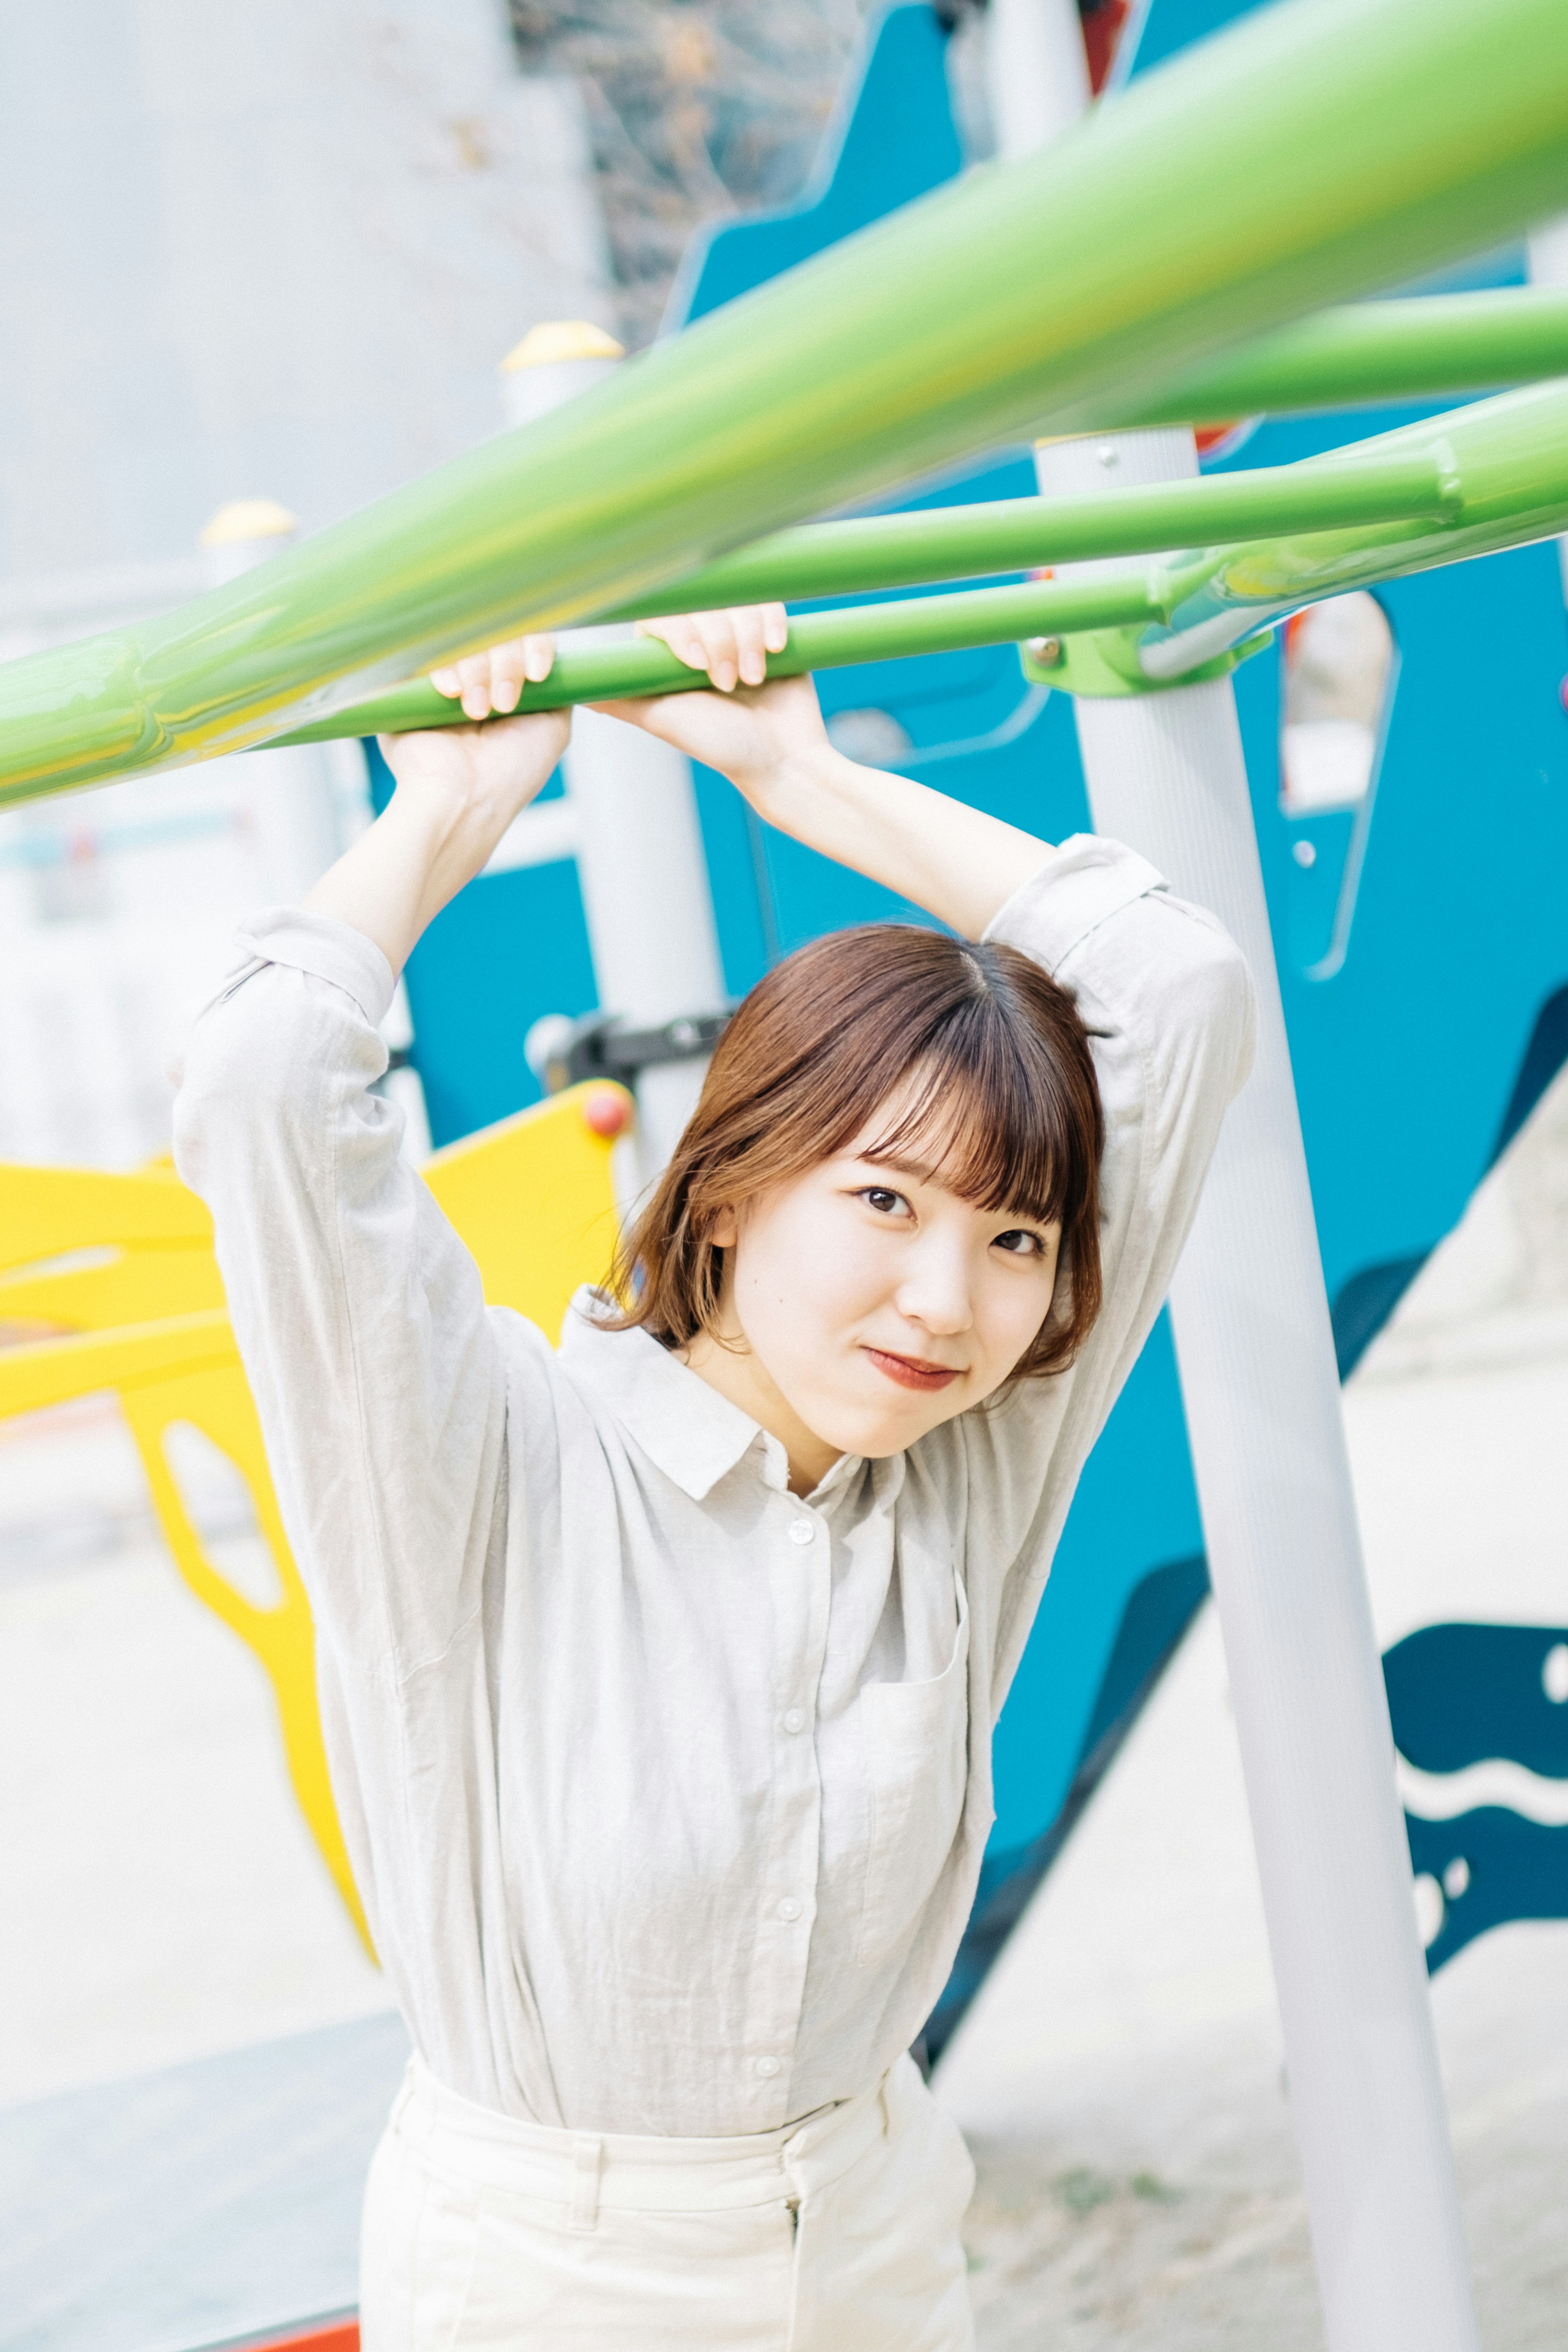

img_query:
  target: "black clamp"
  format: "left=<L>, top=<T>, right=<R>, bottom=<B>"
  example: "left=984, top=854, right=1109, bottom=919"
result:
left=540, top=1009, right=733, bottom=1096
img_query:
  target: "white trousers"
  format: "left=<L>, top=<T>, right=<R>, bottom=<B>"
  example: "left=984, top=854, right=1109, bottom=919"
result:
left=360, top=2053, right=976, bottom=2351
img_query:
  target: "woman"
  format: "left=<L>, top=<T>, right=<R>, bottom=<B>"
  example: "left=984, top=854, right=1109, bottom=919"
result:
left=173, top=601, right=1253, bottom=2350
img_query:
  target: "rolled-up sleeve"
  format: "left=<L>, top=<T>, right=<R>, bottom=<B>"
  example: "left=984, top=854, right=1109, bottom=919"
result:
left=960, top=835, right=1256, bottom=1707
left=170, top=908, right=507, bottom=1677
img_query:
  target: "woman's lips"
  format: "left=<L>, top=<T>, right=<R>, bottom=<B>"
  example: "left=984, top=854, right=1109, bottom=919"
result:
left=862, top=1345, right=962, bottom=1392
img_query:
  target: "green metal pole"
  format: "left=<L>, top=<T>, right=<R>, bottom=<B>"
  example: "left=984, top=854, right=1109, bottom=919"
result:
left=267, top=378, right=1568, bottom=741
left=1119, top=287, right=1568, bottom=424
left=0, top=0, right=1566, bottom=806
left=263, top=575, right=1169, bottom=753
left=597, top=448, right=1455, bottom=620
left=1032, top=377, right=1568, bottom=693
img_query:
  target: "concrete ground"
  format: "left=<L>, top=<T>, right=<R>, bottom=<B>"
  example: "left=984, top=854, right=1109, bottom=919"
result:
left=1, top=1070, right=1565, bottom=2343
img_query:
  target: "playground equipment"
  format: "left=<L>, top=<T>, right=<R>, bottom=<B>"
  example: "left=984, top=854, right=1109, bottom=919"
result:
left=0, top=1085, right=628, bottom=1951
left=6, top=0, right=1568, bottom=2347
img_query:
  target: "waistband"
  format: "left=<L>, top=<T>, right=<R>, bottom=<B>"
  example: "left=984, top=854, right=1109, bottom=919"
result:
left=390, top=2054, right=902, bottom=2222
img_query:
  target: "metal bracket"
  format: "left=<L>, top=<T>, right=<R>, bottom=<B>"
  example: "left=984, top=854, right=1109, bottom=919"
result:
left=1020, top=622, right=1276, bottom=699
left=539, top=1008, right=733, bottom=1095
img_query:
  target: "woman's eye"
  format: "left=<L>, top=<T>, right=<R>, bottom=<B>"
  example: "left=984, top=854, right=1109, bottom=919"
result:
left=858, top=1187, right=908, bottom=1216
left=994, top=1228, right=1044, bottom=1256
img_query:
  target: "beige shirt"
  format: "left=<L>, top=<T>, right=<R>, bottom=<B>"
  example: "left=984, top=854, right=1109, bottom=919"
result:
left=172, top=835, right=1253, bottom=2138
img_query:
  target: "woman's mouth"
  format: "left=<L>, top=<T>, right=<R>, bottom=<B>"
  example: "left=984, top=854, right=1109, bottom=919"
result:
left=862, top=1345, right=963, bottom=1393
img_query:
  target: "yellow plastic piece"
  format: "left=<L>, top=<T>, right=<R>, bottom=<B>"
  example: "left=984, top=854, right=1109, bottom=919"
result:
left=198, top=497, right=300, bottom=546
left=0, top=1082, right=629, bottom=1951
left=500, top=319, right=625, bottom=372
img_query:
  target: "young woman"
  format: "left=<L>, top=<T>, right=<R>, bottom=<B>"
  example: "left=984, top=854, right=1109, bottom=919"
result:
left=173, top=602, right=1253, bottom=2351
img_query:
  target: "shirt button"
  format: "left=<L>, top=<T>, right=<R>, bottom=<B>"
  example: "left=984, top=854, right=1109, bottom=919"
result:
left=777, top=1897, right=802, bottom=1921
left=755, top=2055, right=781, bottom=2078
left=782, top=1708, right=805, bottom=1734
left=788, top=1520, right=814, bottom=1545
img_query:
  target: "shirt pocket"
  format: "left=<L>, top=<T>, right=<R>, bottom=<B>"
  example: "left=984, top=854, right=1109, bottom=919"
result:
left=855, top=1570, right=971, bottom=1971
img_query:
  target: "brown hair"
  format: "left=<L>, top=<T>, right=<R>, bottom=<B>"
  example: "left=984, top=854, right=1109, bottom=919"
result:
left=602, top=924, right=1105, bottom=1380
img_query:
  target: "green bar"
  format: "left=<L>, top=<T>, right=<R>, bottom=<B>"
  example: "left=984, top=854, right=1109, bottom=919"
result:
left=268, top=574, right=1168, bottom=746
left=2, top=0, right=1568, bottom=806
left=599, top=449, right=1454, bottom=619
left=1063, top=377, right=1568, bottom=690
left=1120, top=288, right=1568, bottom=424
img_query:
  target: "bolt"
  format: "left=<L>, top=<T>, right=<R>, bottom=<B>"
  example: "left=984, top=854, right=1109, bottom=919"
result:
left=1027, top=636, right=1065, bottom=669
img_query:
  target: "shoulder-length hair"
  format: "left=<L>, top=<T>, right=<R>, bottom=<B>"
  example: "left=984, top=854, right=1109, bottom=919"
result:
left=601, top=923, right=1105, bottom=1380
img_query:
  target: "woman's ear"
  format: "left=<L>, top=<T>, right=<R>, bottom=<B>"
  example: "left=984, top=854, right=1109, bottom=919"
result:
left=709, top=1205, right=739, bottom=1249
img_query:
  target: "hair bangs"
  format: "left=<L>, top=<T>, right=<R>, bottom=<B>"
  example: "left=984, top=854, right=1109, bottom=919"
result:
left=857, top=1004, right=1074, bottom=1227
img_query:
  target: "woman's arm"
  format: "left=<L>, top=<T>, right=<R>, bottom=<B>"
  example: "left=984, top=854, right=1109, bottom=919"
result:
left=305, top=702, right=570, bottom=975
left=598, top=609, right=1058, bottom=939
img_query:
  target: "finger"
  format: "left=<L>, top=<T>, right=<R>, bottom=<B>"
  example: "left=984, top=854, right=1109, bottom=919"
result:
left=635, top=614, right=711, bottom=672
left=692, top=611, right=740, bottom=693
left=452, top=652, right=495, bottom=721
left=728, top=606, right=772, bottom=688
left=487, top=640, right=531, bottom=715
left=522, top=633, right=555, bottom=683
left=762, top=603, right=789, bottom=655
left=429, top=665, right=462, bottom=699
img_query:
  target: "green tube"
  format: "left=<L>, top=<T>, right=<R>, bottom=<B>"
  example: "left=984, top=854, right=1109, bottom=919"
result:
left=267, top=573, right=1169, bottom=746
left=1047, top=378, right=1568, bottom=693
left=1121, top=288, right=1568, bottom=425
left=599, top=448, right=1455, bottom=618
left=2, top=0, right=1567, bottom=806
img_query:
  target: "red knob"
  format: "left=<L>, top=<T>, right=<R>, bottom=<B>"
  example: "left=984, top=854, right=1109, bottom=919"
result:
left=581, top=1087, right=630, bottom=1138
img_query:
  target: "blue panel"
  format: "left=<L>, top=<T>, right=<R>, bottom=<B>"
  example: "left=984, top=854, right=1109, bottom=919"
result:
left=1406, top=1809, right=1568, bottom=1973
left=670, top=1, right=962, bottom=327
left=1386, top=1623, right=1568, bottom=1781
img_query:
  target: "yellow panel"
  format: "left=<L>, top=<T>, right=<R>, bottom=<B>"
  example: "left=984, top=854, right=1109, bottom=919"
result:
left=0, top=1082, right=632, bottom=1952
left=425, top=1080, right=629, bottom=1342
left=0, top=1162, right=211, bottom=1271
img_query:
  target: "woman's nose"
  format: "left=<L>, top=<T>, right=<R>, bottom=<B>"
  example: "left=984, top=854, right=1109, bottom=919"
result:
left=895, top=1245, right=973, bottom=1334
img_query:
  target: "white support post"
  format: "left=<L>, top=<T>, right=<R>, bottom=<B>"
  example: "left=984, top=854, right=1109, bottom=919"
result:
left=991, top=4, right=1477, bottom=2343
left=1036, top=428, right=1478, bottom=2352
left=500, top=326, right=727, bottom=1189
left=983, top=0, right=1091, bottom=159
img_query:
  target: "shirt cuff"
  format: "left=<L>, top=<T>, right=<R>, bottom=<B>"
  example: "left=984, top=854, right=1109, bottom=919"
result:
left=234, top=906, right=398, bottom=1029
left=982, top=835, right=1168, bottom=974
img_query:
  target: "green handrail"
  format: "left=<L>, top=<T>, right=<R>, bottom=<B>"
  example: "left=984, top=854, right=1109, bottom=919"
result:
left=1115, top=287, right=1568, bottom=424
left=1, top=0, right=1566, bottom=807
left=1078, top=377, right=1568, bottom=690
left=276, top=377, right=1568, bottom=734
left=270, top=575, right=1171, bottom=745
left=598, top=448, right=1457, bottom=619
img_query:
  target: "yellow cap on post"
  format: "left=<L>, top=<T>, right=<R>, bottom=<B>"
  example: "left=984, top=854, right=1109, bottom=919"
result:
left=501, top=321, right=625, bottom=373
left=199, top=497, right=299, bottom=547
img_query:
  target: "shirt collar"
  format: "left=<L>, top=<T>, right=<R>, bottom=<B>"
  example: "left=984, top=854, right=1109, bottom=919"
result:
left=558, top=1289, right=897, bottom=1509
left=559, top=1290, right=769, bottom=1501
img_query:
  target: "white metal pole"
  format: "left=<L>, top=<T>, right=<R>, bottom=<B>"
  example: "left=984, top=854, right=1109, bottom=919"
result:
left=983, top=0, right=1091, bottom=158
left=995, top=7, right=1478, bottom=2346
left=1037, top=410, right=1478, bottom=2352
left=500, top=327, right=727, bottom=1185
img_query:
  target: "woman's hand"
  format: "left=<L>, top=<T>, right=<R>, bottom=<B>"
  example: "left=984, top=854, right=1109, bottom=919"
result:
left=304, top=703, right=570, bottom=974
left=599, top=604, right=1056, bottom=941
left=635, top=606, right=788, bottom=695
left=430, top=633, right=556, bottom=720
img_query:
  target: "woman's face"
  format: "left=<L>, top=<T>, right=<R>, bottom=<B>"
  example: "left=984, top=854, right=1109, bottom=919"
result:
left=704, top=1109, right=1062, bottom=1468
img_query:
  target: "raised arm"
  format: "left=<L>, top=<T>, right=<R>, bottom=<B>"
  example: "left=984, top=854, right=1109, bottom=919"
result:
left=599, top=609, right=1057, bottom=937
